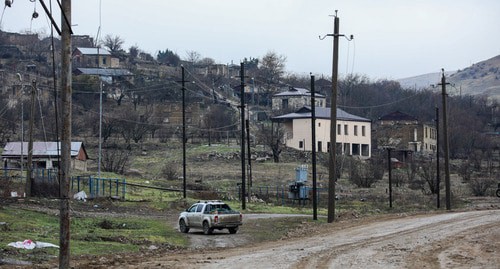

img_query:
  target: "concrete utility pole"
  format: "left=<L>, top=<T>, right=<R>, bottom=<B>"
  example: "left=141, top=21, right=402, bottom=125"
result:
left=439, top=70, right=452, bottom=210
left=59, top=0, right=72, bottom=267
left=26, top=80, right=36, bottom=197
left=239, top=63, right=246, bottom=210
left=310, top=74, right=318, bottom=220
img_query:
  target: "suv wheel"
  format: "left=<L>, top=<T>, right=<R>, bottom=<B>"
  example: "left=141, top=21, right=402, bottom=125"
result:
left=179, top=219, right=189, bottom=233
left=203, top=221, right=213, bottom=235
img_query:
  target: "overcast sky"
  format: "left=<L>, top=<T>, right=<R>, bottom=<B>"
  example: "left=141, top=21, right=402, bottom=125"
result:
left=1, top=0, right=499, bottom=80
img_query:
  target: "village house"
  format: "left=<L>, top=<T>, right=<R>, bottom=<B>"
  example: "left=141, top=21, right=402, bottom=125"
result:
left=72, top=47, right=119, bottom=69
left=2, top=142, right=89, bottom=172
left=273, top=106, right=372, bottom=158
left=375, top=111, right=437, bottom=155
left=272, top=86, right=326, bottom=112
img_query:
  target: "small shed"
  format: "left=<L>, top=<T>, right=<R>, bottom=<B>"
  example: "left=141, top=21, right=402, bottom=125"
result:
left=2, top=142, right=89, bottom=172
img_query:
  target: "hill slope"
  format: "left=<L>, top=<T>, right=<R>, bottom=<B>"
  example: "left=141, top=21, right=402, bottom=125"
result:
left=398, top=55, right=500, bottom=100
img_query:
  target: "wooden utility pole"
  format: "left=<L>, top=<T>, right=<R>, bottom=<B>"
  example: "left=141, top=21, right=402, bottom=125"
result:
left=439, top=70, right=451, bottom=210
left=328, top=12, right=340, bottom=223
left=26, top=80, right=36, bottom=197
left=310, top=75, right=318, bottom=220
left=387, top=148, right=393, bottom=208
left=59, top=0, right=72, bottom=267
left=435, top=107, right=440, bottom=208
left=181, top=66, right=187, bottom=199
left=239, top=63, right=246, bottom=210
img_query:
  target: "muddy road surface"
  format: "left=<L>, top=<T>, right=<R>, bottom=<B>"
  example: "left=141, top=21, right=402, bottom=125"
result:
left=125, top=209, right=499, bottom=269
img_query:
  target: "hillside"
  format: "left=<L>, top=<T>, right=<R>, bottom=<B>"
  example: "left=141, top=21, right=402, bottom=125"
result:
left=397, top=55, right=500, bottom=100
left=397, top=70, right=455, bottom=90
left=448, top=55, right=500, bottom=99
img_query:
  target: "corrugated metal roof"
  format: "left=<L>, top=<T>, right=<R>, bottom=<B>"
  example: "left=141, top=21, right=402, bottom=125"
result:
left=273, top=106, right=371, bottom=122
left=75, top=47, right=111, bottom=55
left=1, top=142, right=86, bottom=158
left=75, top=68, right=133, bottom=76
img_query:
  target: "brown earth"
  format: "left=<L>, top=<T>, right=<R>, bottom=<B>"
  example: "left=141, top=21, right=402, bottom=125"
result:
left=71, top=197, right=500, bottom=269
left=2, top=197, right=499, bottom=268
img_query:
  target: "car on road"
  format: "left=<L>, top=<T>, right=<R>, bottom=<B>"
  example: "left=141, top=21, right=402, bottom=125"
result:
left=178, top=200, right=243, bottom=235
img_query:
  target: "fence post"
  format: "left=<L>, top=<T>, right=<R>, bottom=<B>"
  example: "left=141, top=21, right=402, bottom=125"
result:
left=115, top=179, right=119, bottom=197
left=122, top=179, right=126, bottom=200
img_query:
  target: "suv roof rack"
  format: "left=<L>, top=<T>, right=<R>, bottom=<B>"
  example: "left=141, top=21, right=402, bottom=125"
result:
left=197, top=200, right=223, bottom=203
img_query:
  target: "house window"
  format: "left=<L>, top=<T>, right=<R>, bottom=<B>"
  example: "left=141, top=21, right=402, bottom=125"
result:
left=282, top=99, right=289, bottom=110
left=362, top=126, right=366, bottom=136
left=102, top=57, right=107, bottom=65
left=317, top=141, right=322, bottom=152
left=299, top=141, right=304, bottom=149
left=337, top=124, right=341, bottom=135
left=425, top=127, right=428, bottom=138
left=344, top=124, right=349, bottom=135
left=318, top=122, right=321, bottom=127
left=362, top=144, right=369, bottom=156
left=354, top=125, right=358, bottom=136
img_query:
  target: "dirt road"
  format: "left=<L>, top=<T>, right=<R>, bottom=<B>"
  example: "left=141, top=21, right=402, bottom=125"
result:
left=129, top=209, right=500, bottom=269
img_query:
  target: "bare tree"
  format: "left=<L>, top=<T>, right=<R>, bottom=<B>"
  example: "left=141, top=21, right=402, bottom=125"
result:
left=255, top=122, right=284, bottom=163
left=202, top=104, right=236, bottom=145
left=185, top=50, right=201, bottom=66
left=101, top=146, right=131, bottom=174
left=102, top=34, right=125, bottom=55
left=347, top=156, right=384, bottom=188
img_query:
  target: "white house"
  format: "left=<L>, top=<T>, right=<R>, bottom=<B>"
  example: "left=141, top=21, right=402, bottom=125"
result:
left=273, top=107, right=372, bottom=158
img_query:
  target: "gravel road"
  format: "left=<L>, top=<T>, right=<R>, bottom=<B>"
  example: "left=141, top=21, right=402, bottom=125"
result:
left=134, top=209, right=499, bottom=269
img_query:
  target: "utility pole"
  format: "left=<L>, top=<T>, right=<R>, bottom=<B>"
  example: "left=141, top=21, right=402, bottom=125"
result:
left=246, top=118, right=252, bottom=192
left=181, top=66, right=187, bottom=199
left=328, top=11, right=340, bottom=223
left=439, top=70, right=451, bottom=210
left=26, top=80, right=36, bottom=197
left=435, top=107, right=440, bottom=208
left=239, top=63, right=246, bottom=210
left=310, top=74, right=318, bottom=220
left=387, top=148, right=393, bottom=208
left=59, top=0, right=72, bottom=267
left=320, top=11, right=353, bottom=223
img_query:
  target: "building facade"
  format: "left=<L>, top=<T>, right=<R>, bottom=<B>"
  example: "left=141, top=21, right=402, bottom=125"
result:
left=376, top=111, right=437, bottom=154
left=273, top=107, right=372, bottom=158
left=272, top=87, right=326, bottom=112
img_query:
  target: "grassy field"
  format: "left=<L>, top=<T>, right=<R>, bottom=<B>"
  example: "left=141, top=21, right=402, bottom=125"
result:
left=0, top=141, right=490, bottom=265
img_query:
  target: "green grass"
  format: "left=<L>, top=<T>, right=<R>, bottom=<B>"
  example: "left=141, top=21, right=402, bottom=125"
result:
left=0, top=206, right=188, bottom=262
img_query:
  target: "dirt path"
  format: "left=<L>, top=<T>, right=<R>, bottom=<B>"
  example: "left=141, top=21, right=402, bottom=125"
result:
left=124, top=209, right=499, bottom=269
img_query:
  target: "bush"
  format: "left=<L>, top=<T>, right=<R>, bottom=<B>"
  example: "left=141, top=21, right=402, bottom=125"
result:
left=468, top=177, right=494, bottom=196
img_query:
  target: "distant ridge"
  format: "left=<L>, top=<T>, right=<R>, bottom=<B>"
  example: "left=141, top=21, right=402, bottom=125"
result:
left=397, top=71, right=456, bottom=90
left=397, top=55, right=500, bottom=100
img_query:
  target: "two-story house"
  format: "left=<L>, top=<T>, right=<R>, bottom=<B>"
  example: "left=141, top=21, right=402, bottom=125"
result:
left=273, top=106, right=372, bottom=158
left=272, top=87, right=326, bottom=112
left=375, top=111, right=437, bottom=155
